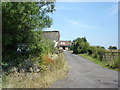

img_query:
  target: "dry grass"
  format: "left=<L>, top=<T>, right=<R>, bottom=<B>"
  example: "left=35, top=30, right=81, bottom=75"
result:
left=2, top=54, right=68, bottom=88
left=42, top=54, right=54, bottom=65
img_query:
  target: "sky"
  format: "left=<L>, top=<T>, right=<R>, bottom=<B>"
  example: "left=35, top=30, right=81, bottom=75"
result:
left=45, top=2, right=118, bottom=49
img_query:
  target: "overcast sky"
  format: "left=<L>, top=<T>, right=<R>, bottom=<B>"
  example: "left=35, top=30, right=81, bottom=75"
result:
left=45, top=2, right=118, bottom=49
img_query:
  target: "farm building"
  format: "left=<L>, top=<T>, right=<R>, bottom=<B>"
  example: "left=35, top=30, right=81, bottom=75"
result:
left=43, top=30, right=72, bottom=50
left=59, top=41, right=72, bottom=50
left=43, top=31, right=60, bottom=48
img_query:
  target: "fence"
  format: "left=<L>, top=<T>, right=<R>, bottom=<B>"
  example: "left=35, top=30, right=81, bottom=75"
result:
left=103, top=50, right=120, bottom=62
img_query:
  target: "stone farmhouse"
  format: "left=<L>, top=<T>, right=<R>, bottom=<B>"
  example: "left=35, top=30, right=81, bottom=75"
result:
left=59, top=41, right=72, bottom=50
left=43, top=31, right=71, bottom=50
left=43, top=31, right=60, bottom=48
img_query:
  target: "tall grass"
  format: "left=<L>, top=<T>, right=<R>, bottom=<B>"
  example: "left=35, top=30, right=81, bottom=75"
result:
left=2, top=54, right=68, bottom=88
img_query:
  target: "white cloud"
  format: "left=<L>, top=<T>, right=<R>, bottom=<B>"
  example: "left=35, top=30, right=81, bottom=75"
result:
left=68, top=20, right=96, bottom=29
left=68, top=20, right=80, bottom=25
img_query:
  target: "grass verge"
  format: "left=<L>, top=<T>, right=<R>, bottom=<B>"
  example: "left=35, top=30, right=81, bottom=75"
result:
left=79, top=54, right=119, bottom=71
left=2, top=53, right=68, bottom=88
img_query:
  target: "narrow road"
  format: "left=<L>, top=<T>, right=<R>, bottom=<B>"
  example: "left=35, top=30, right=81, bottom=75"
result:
left=50, top=51, right=119, bottom=88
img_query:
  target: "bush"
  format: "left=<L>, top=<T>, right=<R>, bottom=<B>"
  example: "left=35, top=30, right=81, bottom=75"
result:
left=72, top=37, right=105, bottom=61
left=106, top=55, right=119, bottom=69
left=72, top=37, right=90, bottom=54
left=88, top=46, right=105, bottom=60
left=2, top=31, right=57, bottom=72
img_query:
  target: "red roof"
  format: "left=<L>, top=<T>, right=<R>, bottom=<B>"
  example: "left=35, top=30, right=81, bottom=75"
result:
left=59, top=41, right=72, bottom=46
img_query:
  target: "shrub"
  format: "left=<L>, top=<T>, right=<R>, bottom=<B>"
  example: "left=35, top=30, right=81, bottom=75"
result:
left=88, top=46, right=105, bottom=60
left=72, top=37, right=90, bottom=54
left=42, top=54, right=54, bottom=65
left=106, top=55, right=120, bottom=69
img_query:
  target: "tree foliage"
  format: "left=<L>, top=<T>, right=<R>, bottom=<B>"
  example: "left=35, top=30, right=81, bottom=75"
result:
left=72, top=37, right=105, bottom=60
left=30, top=31, right=56, bottom=56
left=108, top=46, right=117, bottom=50
left=72, top=37, right=90, bottom=54
left=2, top=2, right=55, bottom=62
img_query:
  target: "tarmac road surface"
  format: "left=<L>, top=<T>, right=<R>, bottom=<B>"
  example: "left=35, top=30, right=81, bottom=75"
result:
left=50, top=51, right=119, bottom=88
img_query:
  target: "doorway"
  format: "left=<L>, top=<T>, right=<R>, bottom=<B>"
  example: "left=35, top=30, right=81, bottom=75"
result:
left=63, top=46, right=65, bottom=50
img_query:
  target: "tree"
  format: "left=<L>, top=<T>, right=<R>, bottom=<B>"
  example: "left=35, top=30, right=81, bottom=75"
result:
left=108, top=46, right=117, bottom=50
left=72, top=37, right=90, bottom=54
left=72, top=37, right=106, bottom=60
left=2, top=2, right=55, bottom=62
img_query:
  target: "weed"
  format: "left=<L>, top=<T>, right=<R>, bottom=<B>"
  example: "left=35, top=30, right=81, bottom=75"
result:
left=2, top=53, right=68, bottom=88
